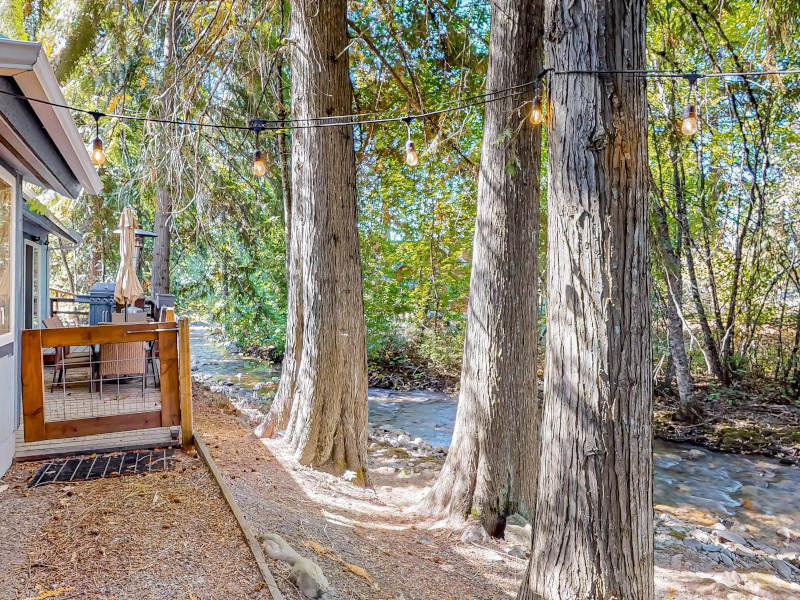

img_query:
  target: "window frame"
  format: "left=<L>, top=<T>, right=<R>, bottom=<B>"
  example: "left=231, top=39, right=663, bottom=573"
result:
left=0, top=164, right=16, bottom=348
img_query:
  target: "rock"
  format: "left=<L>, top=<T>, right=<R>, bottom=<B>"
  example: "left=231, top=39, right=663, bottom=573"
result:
left=508, top=545, right=527, bottom=559
left=461, top=524, right=491, bottom=544
left=320, top=588, right=339, bottom=600
left=772, top=558, right=794, bottom=580
left=702, top=543, right=722, bottom=553
left=433, top=446, right=446, bottom=455
left=290, top=557, right=329, bottom=598
left=484, top=550, right=504, bottom=562
left=778, top=527, right=799, bottom=541
left=712, top=522, right=728, bottom=531
left=683, top=538, right=704, bottom=552
left=506, top=513, right=529, bottom=527
left=418, top=535, right=434, bottom=545
left=733, top=543, right=756, bottom=558
left=505, top=524, right=532, bottom=547
left=259, top=533, right=301, bottom=564
left=689, top=529, right=712, bottom=544
left=730, top=523, right=749, bottom=535
left=687, top=449, right=707, bottom=460
left=716, top=530, right=748, bottom=547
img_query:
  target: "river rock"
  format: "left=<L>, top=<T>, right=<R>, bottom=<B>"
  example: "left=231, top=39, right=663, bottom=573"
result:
left=689, top=529, right=712, bottom=544
left=290, top=557, right=329, bottom=598
left=716, top=530, right=748, bottom=547
left=461, top=524, right=491, bottom=544
left=508, top=545, right=527, bottom=559
left=702, top=543, right=722, bottom=553
left=683, top=538, right=704, bottom=552
left=778, top=527, right=799, bottom=541
left=772, top=558, right=794, bottom=580
left=687, top=449, right=707, bottom=460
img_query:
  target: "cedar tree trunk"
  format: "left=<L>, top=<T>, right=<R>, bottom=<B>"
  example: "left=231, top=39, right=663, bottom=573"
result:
left=518, top=0, right=654, bottom=597
left=267, top=0, right=369, bottom=482
left=420, top=0, right=543, bottom=536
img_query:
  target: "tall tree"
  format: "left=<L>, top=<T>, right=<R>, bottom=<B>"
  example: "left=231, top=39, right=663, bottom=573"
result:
left=150, top=1, right=180, bottom=296
left=264, top=0, right=370, bottom=482
left=518, top=0, right=654, bottom=597
left=420, top=0, right=543, bottom=536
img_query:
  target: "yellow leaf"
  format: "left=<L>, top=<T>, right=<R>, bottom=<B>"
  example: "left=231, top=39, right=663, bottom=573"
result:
left=24, top=587, right=74, bottom=600
left=343, top=563, right=372, bottom=582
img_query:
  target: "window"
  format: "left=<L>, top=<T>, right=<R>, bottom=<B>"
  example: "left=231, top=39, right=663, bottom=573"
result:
left=25, top=240, right=41, bottom=329
left=0, top=177, right=13, bottom=342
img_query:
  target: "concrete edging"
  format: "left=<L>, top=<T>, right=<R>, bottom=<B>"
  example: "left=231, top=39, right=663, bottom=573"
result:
left=193, top=432, right=284, bottom=600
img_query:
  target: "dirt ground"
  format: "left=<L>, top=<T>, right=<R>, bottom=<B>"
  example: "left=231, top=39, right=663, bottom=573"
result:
left=0, top=449, right=268, bottom=600
left=194, top=384, right=800, bottom=600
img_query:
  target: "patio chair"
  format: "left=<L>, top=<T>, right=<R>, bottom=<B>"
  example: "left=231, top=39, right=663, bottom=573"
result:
left=98, top=312, right=148, bottom=394
left=42, top=316, right=94, bottom=392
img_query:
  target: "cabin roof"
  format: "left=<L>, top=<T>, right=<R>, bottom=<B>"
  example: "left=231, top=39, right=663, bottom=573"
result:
left=0, top=38, right=102, bottom=198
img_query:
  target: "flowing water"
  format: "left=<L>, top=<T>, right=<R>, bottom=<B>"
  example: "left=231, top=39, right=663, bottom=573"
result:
left=190, top=325, right=800, bottom=543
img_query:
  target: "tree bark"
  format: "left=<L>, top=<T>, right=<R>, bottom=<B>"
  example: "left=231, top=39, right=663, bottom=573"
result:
left=150, top=186, right=172, bottom=295
left=518, top=0, right=654, bottom=597
left=268, top=0, right=369, bottom=482
left=420, top=0, right=543, bottom=536
left=653, top=197, right=693, bottom=402
left=150, top=2, right=179, bottom=297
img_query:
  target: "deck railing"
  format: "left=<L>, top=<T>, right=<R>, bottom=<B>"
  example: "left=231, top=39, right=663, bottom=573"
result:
left=20, top=317, right=193, bottom=449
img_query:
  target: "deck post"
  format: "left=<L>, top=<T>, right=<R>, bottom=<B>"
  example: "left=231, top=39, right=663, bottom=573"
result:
left=178, top=317, right=193, bottom=449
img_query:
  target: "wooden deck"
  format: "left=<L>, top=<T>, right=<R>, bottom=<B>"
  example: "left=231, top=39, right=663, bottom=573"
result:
left=15, top=365, right=176, bottom=460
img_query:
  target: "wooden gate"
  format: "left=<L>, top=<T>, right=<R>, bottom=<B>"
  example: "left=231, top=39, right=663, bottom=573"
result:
left=20, top=318, right=192, bottom=447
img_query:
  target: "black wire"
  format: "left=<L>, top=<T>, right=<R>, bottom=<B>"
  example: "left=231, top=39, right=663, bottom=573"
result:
left=0, top=68, right=797, bottom=133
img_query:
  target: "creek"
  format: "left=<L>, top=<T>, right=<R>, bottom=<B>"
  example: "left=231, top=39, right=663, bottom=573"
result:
left=190, top=325, right=800, bottom=547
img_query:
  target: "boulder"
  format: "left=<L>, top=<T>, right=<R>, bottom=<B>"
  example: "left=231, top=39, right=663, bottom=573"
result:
left=508, top=545, right=528, bottom=559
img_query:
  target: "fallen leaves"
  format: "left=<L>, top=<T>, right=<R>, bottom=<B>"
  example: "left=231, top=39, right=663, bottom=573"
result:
left=305, top=539, right=374, bottom=583
left=24, top=586, right=74, bottom=600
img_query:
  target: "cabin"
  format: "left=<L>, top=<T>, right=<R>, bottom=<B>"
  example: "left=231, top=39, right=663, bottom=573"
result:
left=0, top=37, right=102, bottom=475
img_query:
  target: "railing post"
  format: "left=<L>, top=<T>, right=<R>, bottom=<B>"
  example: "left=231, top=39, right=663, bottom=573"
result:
left=178, top=317, right=194, bottom=449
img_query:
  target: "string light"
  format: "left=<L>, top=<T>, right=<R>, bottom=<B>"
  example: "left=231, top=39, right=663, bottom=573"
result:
left=250, top=119, right=267, bottom=177
left=0, top=66, right=791, bottom=166
left=403, top=117, right=419, bottom=167
left=681, top=74, right=701, bottom=137
left=530, top=81, right=544, bottom=125
left=89, top=111, right=105, bottom=166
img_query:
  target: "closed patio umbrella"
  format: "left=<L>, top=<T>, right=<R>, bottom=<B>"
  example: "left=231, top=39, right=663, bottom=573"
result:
left=114, top=206, right=144, bottom=315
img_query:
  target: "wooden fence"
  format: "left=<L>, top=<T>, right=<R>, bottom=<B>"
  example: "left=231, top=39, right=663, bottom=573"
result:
left=20, top=317, right=193, bottom=448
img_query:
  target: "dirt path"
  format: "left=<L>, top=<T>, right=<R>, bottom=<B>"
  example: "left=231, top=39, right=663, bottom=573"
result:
left=194, top=388, right=524, bottom=599
left=0, top=449, right=267, bottom=600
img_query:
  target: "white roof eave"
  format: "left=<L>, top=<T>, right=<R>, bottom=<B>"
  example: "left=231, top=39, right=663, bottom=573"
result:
left=0, top=38, right=102, bottom=197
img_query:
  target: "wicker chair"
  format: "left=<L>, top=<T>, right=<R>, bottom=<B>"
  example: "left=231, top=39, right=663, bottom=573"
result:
left=98, top=313, right=148, bottom=393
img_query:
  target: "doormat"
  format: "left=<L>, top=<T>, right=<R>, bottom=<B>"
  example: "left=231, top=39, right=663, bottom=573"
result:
left=29, top=448, right=176, bottom=487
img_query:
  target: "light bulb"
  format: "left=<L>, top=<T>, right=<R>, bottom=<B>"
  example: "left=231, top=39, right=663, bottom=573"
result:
left=253, top=150, right=267, bottom=177
left=91, top=137, right=105, bottom=166
left=681, top=104, right=699, bottom=136
left=530, top=98, right=543, bottom=125
left=405, top=140, right=419, bottom=167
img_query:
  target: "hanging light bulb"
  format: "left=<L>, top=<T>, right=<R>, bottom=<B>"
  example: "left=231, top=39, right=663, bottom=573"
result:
left=405, top=139, right=419, bottom=167
left=681, top=104, right=699, bottom=136
left=250, top=119, right=267, bottom=177
left=252, top=150, right=267, bottom=177
left=89, top=111, right=105, bottom=166
left=530, top=81, right=544, bottom=125
left=91, top=137, right=106, bottom=166
left=403, top=117, right=418, bottom=167
left=681, top=74, right=702, bottom=137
